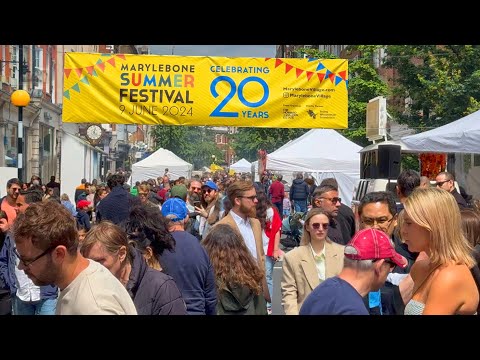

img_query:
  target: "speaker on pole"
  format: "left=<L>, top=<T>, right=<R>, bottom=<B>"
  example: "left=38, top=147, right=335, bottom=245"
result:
left=378, top=144, right=401, bottom=179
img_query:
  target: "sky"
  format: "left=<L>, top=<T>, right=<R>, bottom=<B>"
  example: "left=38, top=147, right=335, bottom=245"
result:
left=149, top=45, right=277, bottom=58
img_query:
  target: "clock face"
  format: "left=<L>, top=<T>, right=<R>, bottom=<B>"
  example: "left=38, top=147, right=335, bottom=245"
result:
left=87, top=125, right=102, bottom=140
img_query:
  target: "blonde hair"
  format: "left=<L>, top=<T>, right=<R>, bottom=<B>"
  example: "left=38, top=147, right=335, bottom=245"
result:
left=300, top=208, right=330, bottom=246
left=404, top=187, right=474, bottom=268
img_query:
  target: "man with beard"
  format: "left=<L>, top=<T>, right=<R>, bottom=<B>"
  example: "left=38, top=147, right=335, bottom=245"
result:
left=0, top=189, right=58, bottom=315
left=0, top=178, right=22, bottom=231
left=214, top=180, right=271, bottom=304
left=186, top=179, right=203, bottom=239
left=196, top=180, right=222, bottom=240
left=11, top=200, right=137, bottom=315
left=311, top=185, right=348, bottom=245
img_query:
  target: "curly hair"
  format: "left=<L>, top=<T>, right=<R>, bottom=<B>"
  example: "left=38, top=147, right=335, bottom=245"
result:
left=202, top=224, right=264, bottom=295
left=120, top=205, right=176, bottom=257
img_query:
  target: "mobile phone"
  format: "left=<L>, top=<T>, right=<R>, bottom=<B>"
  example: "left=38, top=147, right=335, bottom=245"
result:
left=193, top=201, right=201, bottom=207
left=0, top=210, right=7, bottom=220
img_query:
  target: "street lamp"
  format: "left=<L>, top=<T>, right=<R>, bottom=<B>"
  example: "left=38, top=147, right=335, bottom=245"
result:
left=10, top=45, right=30, bottom=183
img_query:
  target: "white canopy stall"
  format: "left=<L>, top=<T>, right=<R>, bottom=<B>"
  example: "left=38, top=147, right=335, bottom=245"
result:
left=402, top=109, right=480, bottom=154
left=264, top=129, right=362, bottom=206
left=230, top=158, right=252, bottom=173
left=131, top=148, right=192, bottom=184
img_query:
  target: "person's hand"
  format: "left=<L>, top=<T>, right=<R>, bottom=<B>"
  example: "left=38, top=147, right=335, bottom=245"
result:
left=195, top=206, right=208, bottom=218
left=0, top=218, right=10, bottom=233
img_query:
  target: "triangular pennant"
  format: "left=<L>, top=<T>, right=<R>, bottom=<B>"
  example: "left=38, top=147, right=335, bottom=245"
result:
left=285, top=64, right=293, bottom=74
left=107, top=58, right=116, bottom=67
left=64, top=90, right=70, bottom=100
left=92, top=69, right=98, bottom=77
left=96, top=59, right=103, bottom=64
left=317, top=73, right=326, bottom=82
left=338, top=70, right=347, bottom=81
left=275, top=59, right=283, bottom=68
left=295, top=68, right=304, bottom=78
left=307, top=58, right=317, bottom=62
left=101, top=53, right=111, bottom=57
left=80, top=76, right=90, bottom=85
left=328, top=73, right=335, bottom=83
left=75, top=68, right=83, bottom=77
left=316, top=62, right=325, bottom=72
left=325, top=69, right=331, bottom=77
left=86, top=66, right=95, bottom=75
left=345, top=79, right=348, bottom=88
left=72, top=83, right=81, bottom=93
left=265, top=58, right=271, bottom=61
left=97, top=62, right=106, bottom=72
left=335, top=75, right=343, bottom=85
left=306, top=71, right=314, bottom=81
left=64, top=69, right=72, bottom=78
left=116, top=54, right=126, bottom=60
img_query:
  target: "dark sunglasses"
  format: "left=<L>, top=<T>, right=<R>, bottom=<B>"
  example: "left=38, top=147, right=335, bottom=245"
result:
left=311, top=222, right=329, bottom=230
left=202, top=188, right=213, bottom=194
left=320, top=197, right=341, bottom=204
left=13, top=246, right=55, bottom=267
left=239, top=195, right=257, bottom=201
left=435, top=180, right=450, bottom=187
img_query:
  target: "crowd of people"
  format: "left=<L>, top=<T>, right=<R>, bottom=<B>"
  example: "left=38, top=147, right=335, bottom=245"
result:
left=0, top=167, right=479, bottom=315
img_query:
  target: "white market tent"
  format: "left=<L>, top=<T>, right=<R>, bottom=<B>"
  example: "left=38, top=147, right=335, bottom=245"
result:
left=230, top=158, right=252, bottom=173
left=131, top=148, right=192, bottom=184
left=262, top=129, right=362, bottom=206
left=401, top=109, right=480, bottom=154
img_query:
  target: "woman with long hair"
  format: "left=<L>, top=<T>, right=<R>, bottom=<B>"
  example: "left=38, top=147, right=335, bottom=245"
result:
left=255, top=190, right=282, bottom=314
left=402, top=187, right=479, bottom=315
left=202, top=224, right=267, bottom=315
left=281, top=207, right=344, bottom=315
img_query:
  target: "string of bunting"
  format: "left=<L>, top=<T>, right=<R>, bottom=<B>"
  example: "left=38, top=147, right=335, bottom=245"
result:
left=63, top=54, right=126, bottom=100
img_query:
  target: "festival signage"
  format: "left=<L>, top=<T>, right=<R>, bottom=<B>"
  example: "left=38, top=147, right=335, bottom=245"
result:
left=63, top=52, right=348, bottom=129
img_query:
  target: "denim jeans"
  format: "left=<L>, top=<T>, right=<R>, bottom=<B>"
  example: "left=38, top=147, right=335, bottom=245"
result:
left=294, top=200, right=307, bottom=213
left=265, top=256, right=275, bottom=309
left=13, top=297, right=57, bottom=315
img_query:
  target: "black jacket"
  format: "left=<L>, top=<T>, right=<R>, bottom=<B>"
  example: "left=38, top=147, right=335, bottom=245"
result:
left=217, top=283, right=267, bottom=315
left=126, top=247, right=187, bottom=315
left=289, top=179, right=310, bottom=201
left=96, top=186, right=141, bottom=225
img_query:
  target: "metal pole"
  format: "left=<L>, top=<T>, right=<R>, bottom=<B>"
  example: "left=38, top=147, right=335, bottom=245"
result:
left=18, top=45, right=24, bottom=182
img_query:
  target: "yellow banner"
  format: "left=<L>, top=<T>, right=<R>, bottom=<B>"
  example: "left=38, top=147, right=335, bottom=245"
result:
left=63, top=53, right=348, bottom=129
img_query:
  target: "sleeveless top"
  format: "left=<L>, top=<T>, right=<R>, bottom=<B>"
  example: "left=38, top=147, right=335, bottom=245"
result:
left=404, top=299, right=425, bottom=315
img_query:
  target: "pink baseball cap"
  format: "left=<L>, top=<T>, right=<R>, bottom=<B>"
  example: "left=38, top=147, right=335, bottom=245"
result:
left=345, top=228, right=407, bottom=268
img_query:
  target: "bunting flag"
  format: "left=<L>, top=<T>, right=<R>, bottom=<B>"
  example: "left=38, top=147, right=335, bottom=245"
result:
left=63, top=53, right=348, bottom=128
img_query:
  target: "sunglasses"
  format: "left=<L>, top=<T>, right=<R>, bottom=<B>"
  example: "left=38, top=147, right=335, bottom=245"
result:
left=435, top=180, right=450, bottom=187
left=373, top=258, right=396, bottom=269
left=239, top=195, right=257, bottom=201
left=202, top=188, right=213, bottom=194
left=311, top=222, right=329, bottom=230
left=320, top=197, right=341, bottom=204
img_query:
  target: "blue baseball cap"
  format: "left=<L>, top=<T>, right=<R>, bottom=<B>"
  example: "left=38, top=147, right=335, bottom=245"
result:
left=161, top=198, right=188, bottom=222
left=202, top=180, right=218, bottom=191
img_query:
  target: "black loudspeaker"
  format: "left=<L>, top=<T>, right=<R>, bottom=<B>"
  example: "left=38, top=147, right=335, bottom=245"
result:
left=378, top=144, right=401, bottom=179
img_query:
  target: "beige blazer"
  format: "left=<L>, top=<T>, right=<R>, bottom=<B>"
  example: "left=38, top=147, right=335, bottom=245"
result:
left=281, top=240, right=344, bottom=315
left=214, top=212, right=270, bottom=302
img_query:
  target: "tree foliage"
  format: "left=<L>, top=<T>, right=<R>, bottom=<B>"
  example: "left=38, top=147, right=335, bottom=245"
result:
left=149, top=126, right=222, bottom=170
left=383, top=45, right=480, bottom=131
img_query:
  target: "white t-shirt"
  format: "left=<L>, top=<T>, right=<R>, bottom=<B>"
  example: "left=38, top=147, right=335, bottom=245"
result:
left=55, top=259, right=137, bottom=315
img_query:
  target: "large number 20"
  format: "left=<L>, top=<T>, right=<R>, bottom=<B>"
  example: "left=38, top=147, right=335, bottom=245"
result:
left=210, top=76, right=269, bottom=118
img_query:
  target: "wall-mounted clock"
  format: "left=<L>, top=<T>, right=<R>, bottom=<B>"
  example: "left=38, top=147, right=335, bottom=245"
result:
left=85, top=124, right=103, bottom=145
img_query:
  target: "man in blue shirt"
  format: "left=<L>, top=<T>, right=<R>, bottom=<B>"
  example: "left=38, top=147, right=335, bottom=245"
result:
left=299, top=228, right=407, bottom=315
